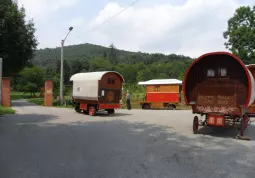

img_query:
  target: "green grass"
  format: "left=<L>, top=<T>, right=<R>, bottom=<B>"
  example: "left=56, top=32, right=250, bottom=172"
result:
left=0, top=106, right=15, bottom=115
left=28, top=98, right=44, bottom=106
left=11, top=92, right=40, bottom=100
left=28, top=97, right=73, bottom=108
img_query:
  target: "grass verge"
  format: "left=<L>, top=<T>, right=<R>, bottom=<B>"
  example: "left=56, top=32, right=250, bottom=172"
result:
left=0, top=106, right=15, bottom=115
left=28, top=98, right=44, bottom=106
left=11, top=92, right=40, bottom=100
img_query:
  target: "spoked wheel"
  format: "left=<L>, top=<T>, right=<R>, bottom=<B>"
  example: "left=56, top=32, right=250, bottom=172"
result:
left=142, top=103, right=150, bottom=110
left=89, top=106, right=96, bottom=116
left=193, top=116, right=199, bottom=134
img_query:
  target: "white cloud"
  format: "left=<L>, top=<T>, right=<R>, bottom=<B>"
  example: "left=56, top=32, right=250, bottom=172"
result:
left=79, top=0, right=251, bottom=57
left=18, top=0, right=254, bottom=57
left=18, top=0, right=79, bottom=21
left=69, top=17, right=84, bottom=27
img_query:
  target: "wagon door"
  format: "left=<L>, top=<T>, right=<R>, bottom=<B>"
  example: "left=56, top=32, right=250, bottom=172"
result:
left=99, top=89, right=120, bottom=104
left=196, top=68, right=239, bottom=113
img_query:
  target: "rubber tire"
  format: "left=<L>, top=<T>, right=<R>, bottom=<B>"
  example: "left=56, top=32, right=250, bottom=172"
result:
left=193, top=116, right=199, bottom=134
left=167, top=104, right=176, bottom=110
left=83, top=110, right=89, bottom=115
left=75, top=104, right=81, bottom=113
left=107, top=109, right=115, bottom=115
left=142, top=103, right=150, bottom=110
left=89, top=106, right=96, bottom=116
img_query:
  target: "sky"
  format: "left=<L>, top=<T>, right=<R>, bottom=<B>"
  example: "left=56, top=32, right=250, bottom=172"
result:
left=17, top=0, right=254, bottom=58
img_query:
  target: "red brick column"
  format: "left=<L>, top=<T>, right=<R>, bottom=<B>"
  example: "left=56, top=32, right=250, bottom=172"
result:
left=44, top=80, right=53, bottom=107
left=2, top=78, right=11, bottom=107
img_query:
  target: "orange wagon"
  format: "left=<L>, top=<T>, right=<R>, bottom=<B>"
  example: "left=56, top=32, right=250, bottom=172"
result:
left=138, top=79, right=182, bottom=110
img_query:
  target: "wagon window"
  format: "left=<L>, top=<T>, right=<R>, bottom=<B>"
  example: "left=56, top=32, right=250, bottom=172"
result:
left=154, top=86, right=160, bottom=91
left=108, top=78, right=115, bottom=84
left=207, top=69, right=215, bottom=77
left=218, top=68, right=227, bottom=77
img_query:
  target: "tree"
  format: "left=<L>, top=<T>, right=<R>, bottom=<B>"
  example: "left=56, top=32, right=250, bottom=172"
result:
left=108, top=43, right=118, bottom=65
left=90, top=57, right=112, bottom=71
left=70, top=59, right=83, bottom=75
left=0, top=0, right=37, bottom=76
left=16, top=66, right=44, bottom=96
left=223, top=5, right=255, bottom=64
left=55, top=59, right=71, bottom=85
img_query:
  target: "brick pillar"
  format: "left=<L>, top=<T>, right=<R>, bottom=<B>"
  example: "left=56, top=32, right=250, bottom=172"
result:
left=2, top=78, right=11, bottom=107
left=44, top=80, right=53, bottom=107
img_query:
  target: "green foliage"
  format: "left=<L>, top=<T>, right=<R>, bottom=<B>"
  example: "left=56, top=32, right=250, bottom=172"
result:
left=32, top=43, right=193, bottom=83
left=13, top=43, right=193, bottom=96
left=0, top=106, right=15, bottom=115
left=0, top=0, right=37, bottom=77
left=16, top=66, right=44, bottom=95
left=28, top=98, right=44, bottom=106
left=108, top=44, right=118, bottom=65
left=223, top=5, right=255, bottom=64
left=89, top=57, right=112, bottom=71
left=11, top=91, right=39, bottom=100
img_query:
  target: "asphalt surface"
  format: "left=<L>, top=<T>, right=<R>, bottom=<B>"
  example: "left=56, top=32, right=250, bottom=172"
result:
left=0, top=100, right=255, bottom=178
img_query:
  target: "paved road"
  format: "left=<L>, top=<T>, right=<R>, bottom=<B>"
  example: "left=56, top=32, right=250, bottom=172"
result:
left=0, top=100, right=255, bottom=178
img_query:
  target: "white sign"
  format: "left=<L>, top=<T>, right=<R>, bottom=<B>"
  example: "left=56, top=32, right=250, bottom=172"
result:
left=101, top=90, right=105, bottom=96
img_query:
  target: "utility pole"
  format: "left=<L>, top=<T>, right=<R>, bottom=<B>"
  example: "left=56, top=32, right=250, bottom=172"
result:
left=60, top=27, right=73, bottom=105
left=60, top=40, right=64, bottom=105
left=0, top=58, right=2, bottom=106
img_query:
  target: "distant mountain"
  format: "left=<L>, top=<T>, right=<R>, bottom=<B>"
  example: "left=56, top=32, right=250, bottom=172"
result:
left=32, top=43, right=193, bottom=69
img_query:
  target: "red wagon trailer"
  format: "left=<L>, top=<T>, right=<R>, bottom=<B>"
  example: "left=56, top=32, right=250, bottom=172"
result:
left=183, top=52, right=255, bottom=136
left=138, top=79, right=182, bottom=110
left=70, top=71, right=124, bottom=116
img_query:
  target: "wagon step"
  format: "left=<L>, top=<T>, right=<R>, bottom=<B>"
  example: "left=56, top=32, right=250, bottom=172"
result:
left=234, top=134, right=251, bottom=141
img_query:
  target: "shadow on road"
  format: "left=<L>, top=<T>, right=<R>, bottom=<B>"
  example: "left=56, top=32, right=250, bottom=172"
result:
left=194, top=123, right=255, bottom=139
left=0, top=112, right=255, bottom=178
left=11, top=99, right=40, bottom=107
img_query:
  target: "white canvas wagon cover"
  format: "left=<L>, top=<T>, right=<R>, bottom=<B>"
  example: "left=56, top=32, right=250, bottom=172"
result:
left=138, top=79, right=182, bottom=86
left=70, top=71, right=124, bottom=101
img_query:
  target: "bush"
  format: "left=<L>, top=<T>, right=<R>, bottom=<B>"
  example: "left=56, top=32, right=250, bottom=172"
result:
left=28, top=98, right=44, bottom=106
left=0, top=106, right=15, bottom=115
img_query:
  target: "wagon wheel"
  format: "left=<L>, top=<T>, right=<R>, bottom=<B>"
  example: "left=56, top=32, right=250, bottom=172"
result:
left=142, top=103, right=150, bottom=110
left=83, top=110, right=89, bottom=115
left=193, top=116, right=199, bottom=134
left=75, top=104, right=81, bottom=113
left=166, top=104, right=173, bottom=110
left=89, top=106, right=96, bottom=116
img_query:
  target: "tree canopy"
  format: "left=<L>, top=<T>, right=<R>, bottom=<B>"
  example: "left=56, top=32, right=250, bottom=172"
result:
left=223, top=5, right=255, bottom=64
left=0, top=0, right=37, bottom=77
left=16, top=66, right=44, bottom=95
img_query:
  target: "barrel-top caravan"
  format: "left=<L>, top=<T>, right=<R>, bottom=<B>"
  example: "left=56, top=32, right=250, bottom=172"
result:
left=70, top=71, right=124, bottom=116
left=183, top=52, right=255, bottom=136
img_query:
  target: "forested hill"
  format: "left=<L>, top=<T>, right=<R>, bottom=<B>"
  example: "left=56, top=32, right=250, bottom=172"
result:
left=32, top=43, right=194, bottom=84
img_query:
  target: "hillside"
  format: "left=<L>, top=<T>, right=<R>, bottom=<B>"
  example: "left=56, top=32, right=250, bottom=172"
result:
left=32, top=43, right=194, bottom=85
left=33, top=43, right=193, bottom=68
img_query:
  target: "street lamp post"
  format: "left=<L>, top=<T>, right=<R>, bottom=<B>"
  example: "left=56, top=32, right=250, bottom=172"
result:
left=60, top=27, right=73, bottom=105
